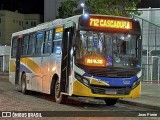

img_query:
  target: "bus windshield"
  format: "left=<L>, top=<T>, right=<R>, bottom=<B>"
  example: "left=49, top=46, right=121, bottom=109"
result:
left=75, top=30, right=140, bottom=68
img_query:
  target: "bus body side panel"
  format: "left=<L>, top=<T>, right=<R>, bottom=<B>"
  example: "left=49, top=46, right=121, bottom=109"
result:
left=41, top=55, right=61, bottom=94
left=32, top=57, right=43, bottom=92
left=41, top=56, right=51, bottom=93
left=20, top=57, right=34, bottom=90
left=19, top=57, right=41, bottom=92
left=19, top=55, right=62, bottom=94
left=23, top=57, right=42, bottom=92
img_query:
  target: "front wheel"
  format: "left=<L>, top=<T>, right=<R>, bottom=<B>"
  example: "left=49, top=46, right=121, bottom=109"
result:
left=54, top=80, right=68, bottom=104
left=21, top=73, right=28, bottom=94
left=104, top=98, right=118, bottom=106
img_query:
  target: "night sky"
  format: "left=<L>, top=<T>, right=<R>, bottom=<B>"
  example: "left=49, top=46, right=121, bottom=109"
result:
left=137, top=0, right=160, bottom=8
left=0, top=0, right=44, bottom=15
left=0, top=0, right=160, bottom=15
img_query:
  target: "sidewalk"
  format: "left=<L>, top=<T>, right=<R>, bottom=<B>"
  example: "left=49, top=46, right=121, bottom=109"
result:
left=119, top=83, right=160, bottom=110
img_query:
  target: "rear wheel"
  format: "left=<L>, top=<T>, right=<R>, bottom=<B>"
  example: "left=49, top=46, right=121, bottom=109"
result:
left=21, top=73, right=27, bottom=94
left=104, top=98, right=118, bottom=106
left=54, top=80, right=68, bottom=104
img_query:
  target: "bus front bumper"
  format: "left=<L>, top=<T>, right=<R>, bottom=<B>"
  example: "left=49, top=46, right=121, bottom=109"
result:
left=72, top=80, right=141, bottom=99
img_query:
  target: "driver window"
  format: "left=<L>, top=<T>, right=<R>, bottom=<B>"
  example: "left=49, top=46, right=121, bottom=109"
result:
left=52, top=30, right=63, bottom=54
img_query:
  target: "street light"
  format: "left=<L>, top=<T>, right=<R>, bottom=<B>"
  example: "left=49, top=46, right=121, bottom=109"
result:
left=80, top=3, right=85, bottom=14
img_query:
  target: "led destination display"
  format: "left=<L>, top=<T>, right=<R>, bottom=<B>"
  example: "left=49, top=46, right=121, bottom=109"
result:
left=89, top=18, right=132, bottom=29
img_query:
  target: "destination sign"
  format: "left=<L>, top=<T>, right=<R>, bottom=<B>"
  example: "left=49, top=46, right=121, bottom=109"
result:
left=84, top=55, right=106, bottom=67
left=89, top=18, right=132, bottom=29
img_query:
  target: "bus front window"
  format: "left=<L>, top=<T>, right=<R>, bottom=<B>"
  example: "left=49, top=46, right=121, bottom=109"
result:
left=75, top=30, right=140, bottom=68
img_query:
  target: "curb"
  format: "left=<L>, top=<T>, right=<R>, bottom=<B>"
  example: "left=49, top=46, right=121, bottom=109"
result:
left=118, top=99, right=160, bottom=111
left=0, top=72, right=9, bottom=76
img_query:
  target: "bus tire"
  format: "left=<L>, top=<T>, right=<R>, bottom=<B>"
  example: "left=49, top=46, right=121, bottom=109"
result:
left=21, top=73, right=27, bottom=94
left=54, top=80, right=68, bottom=104
left=104, top=98, right=118, bottom=106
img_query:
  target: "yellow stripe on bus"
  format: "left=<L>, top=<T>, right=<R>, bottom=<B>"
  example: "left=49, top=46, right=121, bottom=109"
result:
left=21, top=58, right=43, bottom=74
left=10, top=60, right=16, bottom=72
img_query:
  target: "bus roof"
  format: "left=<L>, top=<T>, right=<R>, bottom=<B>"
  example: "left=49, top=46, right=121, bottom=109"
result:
left=12, top=15, right=81, bottom=37
left=12, top=14, right=135, bottom=37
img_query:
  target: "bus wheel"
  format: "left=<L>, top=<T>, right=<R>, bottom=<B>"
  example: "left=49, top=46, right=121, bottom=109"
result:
left=21, top=73, right=27, bottom=94
left=54, top=80, right=68, bottom=104
left=104, top=98, right=118, bottom=106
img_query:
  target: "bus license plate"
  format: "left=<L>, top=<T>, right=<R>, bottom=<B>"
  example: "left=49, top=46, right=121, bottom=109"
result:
left=105, top=90, right=117, bottom=95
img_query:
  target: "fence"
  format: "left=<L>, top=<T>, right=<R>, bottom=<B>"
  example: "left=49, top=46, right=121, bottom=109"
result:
left=134, top=16, right=160, bottom=84
left=0, top=56, right=3, bottom=72
left=142, top=56, right=160, bottom=84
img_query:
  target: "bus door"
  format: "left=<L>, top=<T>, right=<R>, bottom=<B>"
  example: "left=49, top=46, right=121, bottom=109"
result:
left=15, top=35, right=22, bottom=84
left=32, top=32, right=44, bottom=92
left=60, top=22, right=75, bottom=94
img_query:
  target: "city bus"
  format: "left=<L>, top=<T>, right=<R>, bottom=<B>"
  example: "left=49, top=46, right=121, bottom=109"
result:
left=9, top=14, right=142, bottom=106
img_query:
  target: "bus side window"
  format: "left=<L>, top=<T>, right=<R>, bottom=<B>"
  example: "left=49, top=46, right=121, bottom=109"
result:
left=35, top=32, right=44, bottom=55
left=53, top=41, right=62, bottom=54
left=11, top=37, right=18, bottom=58
left=43, top=29, right=53, bottom=54
left=52, top=31, right=62, bottom=54
left=28, top=33, right=36, bottom=55
left=120, top=41, right=126, bottom=54
left=21, top=35, right=29, bottom=56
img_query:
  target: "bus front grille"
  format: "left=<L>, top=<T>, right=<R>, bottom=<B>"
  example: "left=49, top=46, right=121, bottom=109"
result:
left=91, top=86, right=131, bottom=95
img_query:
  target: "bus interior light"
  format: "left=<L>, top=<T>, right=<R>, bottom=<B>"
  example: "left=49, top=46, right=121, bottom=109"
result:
left=56, top=33, right=60, bottom=36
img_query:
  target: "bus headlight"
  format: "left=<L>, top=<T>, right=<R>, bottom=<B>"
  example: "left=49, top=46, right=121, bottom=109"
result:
left=75, top=73, right=82, bottom=81
left=75, top=72, right=90, bottom=86
left=82, top=78, right=89, bottom=86
left=132, top=77, right=141, bottom=89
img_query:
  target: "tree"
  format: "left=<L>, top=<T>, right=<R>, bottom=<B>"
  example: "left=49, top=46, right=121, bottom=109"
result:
left=58, top=0, right=78, bottom=18
left=58, top=0, right=141, bottom=18
left=85, top=0, right=141, bottom=17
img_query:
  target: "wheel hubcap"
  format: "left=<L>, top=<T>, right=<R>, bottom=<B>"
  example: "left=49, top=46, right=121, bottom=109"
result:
left=55, top=81, right=60, bottom=99
left=22, top=76, right=25, bottom=92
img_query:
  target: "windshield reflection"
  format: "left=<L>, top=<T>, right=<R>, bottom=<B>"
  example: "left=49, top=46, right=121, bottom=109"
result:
left=75, top=30, right=139, bottom=68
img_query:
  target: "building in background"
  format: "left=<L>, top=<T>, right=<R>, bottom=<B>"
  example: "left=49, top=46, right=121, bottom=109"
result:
left=44, top=0, right=62, bottom=22
left=0, top=45, right=10, bottom=72
left=0, top=10, right=42, bottom=45
left=0, top=10, right=42, bottom=72
left=44, top=0, right=84, bottom=22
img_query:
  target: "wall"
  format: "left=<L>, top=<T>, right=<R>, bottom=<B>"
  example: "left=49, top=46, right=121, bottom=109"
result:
left=0, top=45, right=10, bottom=71
left=44, top=0, right=62, bottom=22
left=0, top=10, right=42, bottom=45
